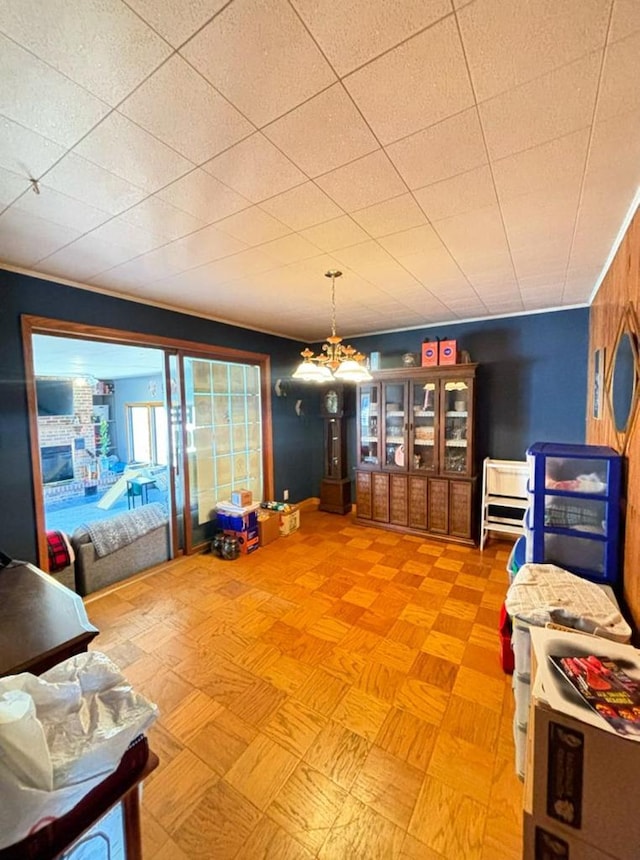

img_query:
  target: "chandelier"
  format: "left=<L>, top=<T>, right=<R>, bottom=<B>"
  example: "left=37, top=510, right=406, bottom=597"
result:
left=292, top=270, right=373, bottom=383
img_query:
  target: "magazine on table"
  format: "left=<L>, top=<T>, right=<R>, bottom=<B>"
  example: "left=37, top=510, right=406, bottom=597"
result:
left=528, top=626, right=640, bottom=740
left=549, top=654, right=640, bottom=738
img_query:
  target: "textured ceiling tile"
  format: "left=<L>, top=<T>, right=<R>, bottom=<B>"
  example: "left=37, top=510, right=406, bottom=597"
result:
left=263, top=84, right=379, bottom=177
left=41, top=153, right=148, bottom=216
left=86, top=217, right=168, bottom=256
left=0, top=165, right=29, bottom=207
left=391, top=247, right=467, bottom=291
left=378, top=223, right=445, bottom=258
left=479, top=53, right=601, bottom=160
left=607, top=0, right=640, bottom=44
left=118, top=196, right=207, bottom=240
left=344, top=16, right=474, bottom=144
left=0, top=117, right=67, bottom=179
left=156, top=169, right=251, bottom=224
left=98, top=249, right=192, bottom=285
left=386, top=108, right=487, bottom=190
left=351, top=194, right=427, bottom=238
left=175, top=247, right=279, bottom=288
left=181, top=0, right=336, bottom=126
left=202, top=133, right=306, bottom=203
left=299, top=215, right=371, bottom=251
left=214, top=206, right=291, bottom=245
left=154, top=224, right=249, bottom=270
left=458, top=0, right=610, bottom=102
left=35, top=234, right=141, bottom=282
left=587, top=111, right=640, bottom=184
left=260, top=234, right=323, bottom=264
left=316, top=150, right=406, bottom=211
left=260, top=182, right=343, bottom=231
left=74, top=112, right=194, bottom=192
left=291, top=0, right=451, bottom=76
left=492, top=128, right=590, bottom=201
left=430, top=206, right=509, bottom=263
left=0, top=208, right=81, bottom=267
left=331, top=239, right=396, bottom=271
left=126, top=0, right=228, bottom=47
left=11, top=184, right=111, bottom=233
left=597, top=32, right=640, bottom=121
left=0, top=0, right=170, bottom=105
left=0, top=35, right=109, bottom=147
left=414, top=165, right=496, bottom=222
left=119, top=56, right=254, bottom=164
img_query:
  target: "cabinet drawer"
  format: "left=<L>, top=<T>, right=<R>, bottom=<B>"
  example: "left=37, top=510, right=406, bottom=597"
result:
left=408, top=476, right=428, bottom=530
left=390, top=474, right=408, bottom=526
left=372, top=472, right=390, bottom=522
left=449, top=480, right=473, bottom=539
left=356, top=471, right=372, bottom=519
left=428, top=478, right=449, bottom=534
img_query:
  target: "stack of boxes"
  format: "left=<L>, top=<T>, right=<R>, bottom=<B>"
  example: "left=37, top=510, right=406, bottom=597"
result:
left=216, top=491, right=260, bottom=554
left=524, top=627, right=639, bottom=860
left=421, top=338, right=458, bottom=366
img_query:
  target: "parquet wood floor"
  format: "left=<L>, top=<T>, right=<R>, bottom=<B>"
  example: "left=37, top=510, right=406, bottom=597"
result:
left=85, top=510, right=523, bottom=859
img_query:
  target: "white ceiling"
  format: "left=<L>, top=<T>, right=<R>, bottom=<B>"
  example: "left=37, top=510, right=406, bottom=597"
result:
left=1, top=0, right=639, bottom=341
left=33, top=334, right=165, bottom=379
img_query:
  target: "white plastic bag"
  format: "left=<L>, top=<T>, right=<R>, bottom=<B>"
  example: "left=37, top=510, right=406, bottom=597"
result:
left=0, top=651, right=157, bottom=849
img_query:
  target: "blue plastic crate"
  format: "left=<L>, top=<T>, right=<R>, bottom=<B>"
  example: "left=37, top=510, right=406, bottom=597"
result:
left=216, top=510, right=258, bottom=532
left=525, top=442, right=622, bottom=585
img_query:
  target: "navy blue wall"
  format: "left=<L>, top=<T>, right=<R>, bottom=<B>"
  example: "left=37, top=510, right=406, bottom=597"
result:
left=0, top=269, right=323, bottom=561
left=342, top=308, right=590, bottom=466
left=0, top=267, right=588, bottom=562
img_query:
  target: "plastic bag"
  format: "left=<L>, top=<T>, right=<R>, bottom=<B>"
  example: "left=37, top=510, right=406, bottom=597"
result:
left=0, top=651, right=157, bottom=849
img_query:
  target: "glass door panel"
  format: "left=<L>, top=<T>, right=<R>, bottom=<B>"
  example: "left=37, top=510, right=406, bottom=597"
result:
left=442, top=380, right=470, bottom=475
left=184, top=356, right=263, bottom=549
left=383, top=382, right=406, bottom=469
left=411, top=381, right=437, bottom=472
left=358, top=383, right=380, bottom=467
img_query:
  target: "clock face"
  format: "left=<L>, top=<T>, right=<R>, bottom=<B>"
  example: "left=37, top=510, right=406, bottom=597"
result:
left=324, top=389, right=339, bottom=415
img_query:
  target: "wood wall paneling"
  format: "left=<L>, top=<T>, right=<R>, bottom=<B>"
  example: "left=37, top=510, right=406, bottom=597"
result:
left=587, top=208, right=640, bottom=625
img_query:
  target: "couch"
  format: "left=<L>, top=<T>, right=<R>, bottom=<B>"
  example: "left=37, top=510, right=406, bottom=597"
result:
left=71, top=503, right=170, bottom=596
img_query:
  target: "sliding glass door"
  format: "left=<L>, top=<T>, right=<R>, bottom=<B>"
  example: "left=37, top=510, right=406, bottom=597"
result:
left=23, top=315, right=273, bottom=570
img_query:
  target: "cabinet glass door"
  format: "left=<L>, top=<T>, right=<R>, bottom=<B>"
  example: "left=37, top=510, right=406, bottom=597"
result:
left=410, top=381, right=437, bottom=472
left=442, top=379, right=470, bottom=475
left=383, top=382, right=406, bottom=469
left=358, top=383, right=380, bottom=467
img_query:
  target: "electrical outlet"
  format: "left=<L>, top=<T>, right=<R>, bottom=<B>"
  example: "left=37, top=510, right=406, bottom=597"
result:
left=283, top=489, right=289, bottom=501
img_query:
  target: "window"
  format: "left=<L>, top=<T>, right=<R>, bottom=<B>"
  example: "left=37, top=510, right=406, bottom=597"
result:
left=127, top=403, right=167, bottom=465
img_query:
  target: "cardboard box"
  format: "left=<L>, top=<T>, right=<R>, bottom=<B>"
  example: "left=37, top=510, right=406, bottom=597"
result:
left=258, top=511, right=280, bottom=546
left=523, top=813, right=618, bottom=859
left=223, top=528, right=259, bottom=554
left=231, top=489, right=252, bottom=507
left=279, top=505, right=300, bottom=536
left=524, top=699, right=640, bottom=860
left=438, top=339, right=458, bottom=364
left=421, top=341, right=438, bottom=366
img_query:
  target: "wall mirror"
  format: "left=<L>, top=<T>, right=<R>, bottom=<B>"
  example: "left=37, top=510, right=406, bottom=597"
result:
left=605, top=303, right=640, bottom=451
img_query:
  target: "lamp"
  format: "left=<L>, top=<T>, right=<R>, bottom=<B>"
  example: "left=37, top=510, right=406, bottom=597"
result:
left=293, top=270, right=372, bottom=383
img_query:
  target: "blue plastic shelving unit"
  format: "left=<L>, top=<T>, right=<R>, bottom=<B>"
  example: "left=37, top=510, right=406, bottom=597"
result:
left=525, top=442, right=622, bottom=585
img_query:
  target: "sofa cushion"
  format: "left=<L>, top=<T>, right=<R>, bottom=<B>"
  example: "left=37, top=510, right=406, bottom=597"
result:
left=73, top=503, right=168, bottom=558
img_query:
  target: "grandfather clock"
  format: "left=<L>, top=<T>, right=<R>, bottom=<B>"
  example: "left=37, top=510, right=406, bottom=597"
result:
left=319, top=385, right=352, bottom=515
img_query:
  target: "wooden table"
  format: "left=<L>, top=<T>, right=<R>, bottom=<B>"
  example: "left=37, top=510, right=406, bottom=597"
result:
left=0, top=562, right=98, bottom=677
left=0, top=736, right=158, bottom=860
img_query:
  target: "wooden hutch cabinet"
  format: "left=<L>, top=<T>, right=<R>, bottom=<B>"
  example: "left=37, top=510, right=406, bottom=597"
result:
left=354, top=364, right=477, bottom=544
